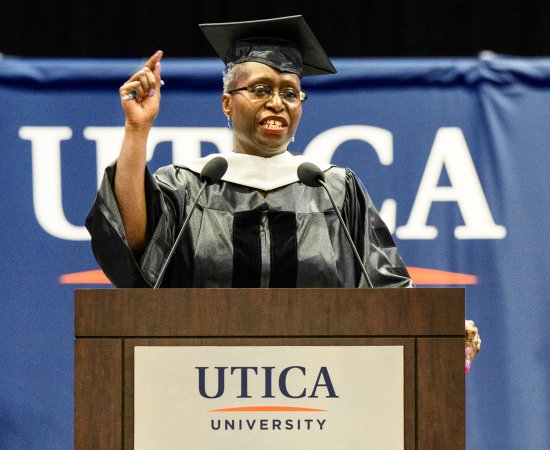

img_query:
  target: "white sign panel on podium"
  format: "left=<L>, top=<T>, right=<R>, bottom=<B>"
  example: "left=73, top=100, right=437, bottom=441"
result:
left=134, top=346, right=404, bottom=450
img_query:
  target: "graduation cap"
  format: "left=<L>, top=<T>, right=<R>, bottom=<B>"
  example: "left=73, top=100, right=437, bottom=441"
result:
left=199, top=15, right=336, bottom=77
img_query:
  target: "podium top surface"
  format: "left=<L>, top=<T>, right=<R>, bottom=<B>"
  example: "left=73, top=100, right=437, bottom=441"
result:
left=74, top=288, right=464, bottom=338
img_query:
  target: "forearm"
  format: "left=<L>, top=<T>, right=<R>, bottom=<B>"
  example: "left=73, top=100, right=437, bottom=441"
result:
left=114, top=124, right=150, bottom=252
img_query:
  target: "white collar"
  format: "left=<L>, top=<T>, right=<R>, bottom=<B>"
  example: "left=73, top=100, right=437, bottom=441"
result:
left=176, top=152, right=332, bottom=191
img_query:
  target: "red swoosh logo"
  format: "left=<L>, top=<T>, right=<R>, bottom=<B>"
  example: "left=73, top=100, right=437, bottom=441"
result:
left=59, top=269, right=110, bottom=284
left=407, top=266, right=477, bottom=284
left=209, top=406, right=327, bottom=412
left=59, top=267, right=478, bottom=285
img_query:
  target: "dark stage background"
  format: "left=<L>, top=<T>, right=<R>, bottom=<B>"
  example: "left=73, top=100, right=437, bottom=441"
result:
left=2, top=1, right=550, bottom=58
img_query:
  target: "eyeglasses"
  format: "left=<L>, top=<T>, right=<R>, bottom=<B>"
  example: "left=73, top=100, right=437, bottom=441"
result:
left=228, top=84, right=307, bottom=104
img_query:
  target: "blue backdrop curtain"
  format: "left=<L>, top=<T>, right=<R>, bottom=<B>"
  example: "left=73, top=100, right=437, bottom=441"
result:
left=1, top=56, right=549, bottom=449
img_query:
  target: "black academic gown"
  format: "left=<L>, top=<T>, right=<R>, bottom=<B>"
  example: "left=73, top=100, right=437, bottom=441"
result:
left=86, top=159, right=413, bottom=288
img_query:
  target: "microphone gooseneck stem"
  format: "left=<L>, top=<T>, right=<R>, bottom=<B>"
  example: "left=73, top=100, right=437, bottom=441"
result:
left=318, top=178, right=374, bottom=288
left=153, top=180, right=208, bottom=289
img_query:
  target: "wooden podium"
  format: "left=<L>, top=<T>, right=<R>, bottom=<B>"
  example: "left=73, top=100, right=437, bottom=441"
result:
left=74, top=288, right=465, bottom=449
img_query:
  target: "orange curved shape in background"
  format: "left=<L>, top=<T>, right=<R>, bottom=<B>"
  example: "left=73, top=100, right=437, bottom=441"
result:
left=59, top=267, right=478, bottom=285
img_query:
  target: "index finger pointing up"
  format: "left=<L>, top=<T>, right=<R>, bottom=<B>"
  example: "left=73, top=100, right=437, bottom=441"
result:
left=145, top=50, right=163, bottom=68
left=146, top=50, right=163, bottom=92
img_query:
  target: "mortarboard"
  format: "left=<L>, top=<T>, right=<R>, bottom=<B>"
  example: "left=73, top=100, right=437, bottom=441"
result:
left=199, top=15, right=336, bottom=77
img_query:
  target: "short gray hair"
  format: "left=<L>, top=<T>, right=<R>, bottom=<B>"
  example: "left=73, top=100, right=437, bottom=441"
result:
left=223, top=62, right=245, bottom=93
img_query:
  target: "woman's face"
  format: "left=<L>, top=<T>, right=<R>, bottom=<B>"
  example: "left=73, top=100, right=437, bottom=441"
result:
left=222, top=62, right=303, bottom=158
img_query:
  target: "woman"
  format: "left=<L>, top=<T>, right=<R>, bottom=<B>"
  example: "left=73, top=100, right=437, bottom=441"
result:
left=86, top=17, right=479, bottom=366
left=86, top=16, right=413, bottom=290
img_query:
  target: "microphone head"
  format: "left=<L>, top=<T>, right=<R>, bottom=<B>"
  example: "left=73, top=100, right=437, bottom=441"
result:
left=297, top=162, right=325, bottom=187
left=200, top=156, right=228, bottom=185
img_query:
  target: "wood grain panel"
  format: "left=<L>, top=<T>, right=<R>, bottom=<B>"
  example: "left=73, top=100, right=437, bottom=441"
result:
left=417, top=338, right=465, bottom=449
left=75, top=338, right=122, bottom=450
left=75, top=288, right=464, bottom=337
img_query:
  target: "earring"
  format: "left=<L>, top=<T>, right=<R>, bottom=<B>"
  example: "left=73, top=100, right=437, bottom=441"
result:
left=227, top=115, right=232, bottom=130
left=291, top=136, right=295, bottom=143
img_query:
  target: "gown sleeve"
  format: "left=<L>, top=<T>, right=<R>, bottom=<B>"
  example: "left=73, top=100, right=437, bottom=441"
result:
left=342, top=169, right=415, bottom=288
left=85, top=161, right=184, bottom=287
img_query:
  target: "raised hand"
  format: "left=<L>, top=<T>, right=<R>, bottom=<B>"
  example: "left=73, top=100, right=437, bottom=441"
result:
left=114, top=50, right=164, bottom=252
left=119, top=50, right=164, bottom=129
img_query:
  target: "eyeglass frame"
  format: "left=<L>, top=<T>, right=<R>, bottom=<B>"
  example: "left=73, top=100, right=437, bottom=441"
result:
left=227, top=84, right=308, bottom=104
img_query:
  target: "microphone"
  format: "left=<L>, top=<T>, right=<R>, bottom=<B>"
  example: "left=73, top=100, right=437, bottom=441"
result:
left=154, top=156, right=228, bottom=288
left=297, top=162, right=374, bottom=288
left=200, top=155, right=229, bottom=185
